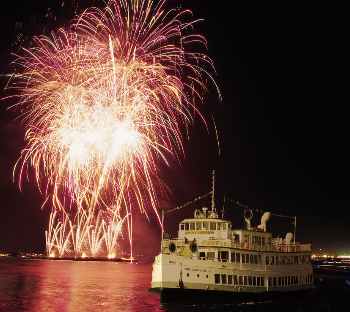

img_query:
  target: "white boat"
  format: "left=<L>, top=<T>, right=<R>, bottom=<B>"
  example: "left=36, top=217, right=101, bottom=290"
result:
left=151, top=174, right=313, bottom=302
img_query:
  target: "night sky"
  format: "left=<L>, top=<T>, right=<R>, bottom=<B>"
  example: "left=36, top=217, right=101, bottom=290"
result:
left=0, top=1, right=348, bottom=255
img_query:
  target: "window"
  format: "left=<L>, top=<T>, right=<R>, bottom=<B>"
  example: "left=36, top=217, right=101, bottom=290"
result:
left=180, top=224, right=185, bottom=230
left=222, top=223, right=227, bottom=230
left=203, top=222, right=208, bottom=230
left=197, top=274, right=200, bottom=278
left=250, top=254, right=254, bottom=264
left=278, top=277, right=281, bottom=286
left=273, top=277, right=277, bottom=287
left=199, top=252, right=205, bottom=260
left=190, top=222, right=195, bottom=230
left=236, top=253, right=241, bottom=263
left=268, top=277, right=272, bottom=287
left=248, top=276, right=252, bottom=286
left=244, top=276, right=248, bottom=285
left=239, top=276, right=243, bottom=285
left=217, top=223, right=221, bottom=230
left=271, top=256, right=275, bottom=265
left=207, top=252, right=215, bottom=260
left=258, top=255, right=262, bottom=264
left=231, top=252, right=235, bottom=263
left=187, top=273, right=189, bottom=277
left=210, top=222, right=216, bottom=230
left=242, top=254, right=246, bottom=264
left=246, top=254, right=250, bottom=263
left=234, top=275, right=238, bottom=285
left=215, top=274, right=220, bottom=284
left=185, top=223, right=189, bottom=230
left=261, top=277, right=265, bottom=286
left=219, top=251, right=229, bottom=262
left=228, top=275, right=232, bottom=285
left=254, top=255, right=258, bottom=264
left=221, top=274, right=227, bottom=284
left=266, top=256, right=269, bottom=265
left=196, top=222, right=202, bottom=230
left=253, top=276, right=256, bottom=286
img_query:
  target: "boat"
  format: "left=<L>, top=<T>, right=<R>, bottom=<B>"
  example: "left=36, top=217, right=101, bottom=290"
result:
left=151, top=173, right=314, bottom=303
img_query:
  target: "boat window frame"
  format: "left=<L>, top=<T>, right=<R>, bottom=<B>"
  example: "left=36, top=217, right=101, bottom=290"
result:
left=214, top=274, right=220, bottom=284
left=236, top=253, right=241, bottom=263
left=196, top=222, right=202, bottom=230
left=221, top=274, right=227, bottom=284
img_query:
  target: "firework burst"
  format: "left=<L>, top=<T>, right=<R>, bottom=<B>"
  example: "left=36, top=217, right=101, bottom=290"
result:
left=7, top=0, right=218, bottom=257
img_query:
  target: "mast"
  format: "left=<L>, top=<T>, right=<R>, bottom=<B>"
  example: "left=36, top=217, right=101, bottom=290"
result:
left=211, top=169, right=215, bottom=212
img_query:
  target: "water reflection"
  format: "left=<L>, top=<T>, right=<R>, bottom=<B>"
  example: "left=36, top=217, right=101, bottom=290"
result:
left=0, top=259, right=346, bottom=311
left=0, top=259, right=163, bottom=312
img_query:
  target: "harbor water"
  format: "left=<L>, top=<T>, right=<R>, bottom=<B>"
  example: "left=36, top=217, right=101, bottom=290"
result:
left=0, top=258, right=348, bottom=312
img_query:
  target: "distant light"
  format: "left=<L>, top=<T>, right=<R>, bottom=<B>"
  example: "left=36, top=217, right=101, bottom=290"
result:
left=337, top=255, right=350, bottom=259
left=107, top=252, right=116, bottom=259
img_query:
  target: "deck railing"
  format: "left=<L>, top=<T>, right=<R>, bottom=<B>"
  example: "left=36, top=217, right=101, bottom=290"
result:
left=161, top=237, right=311, bottom=253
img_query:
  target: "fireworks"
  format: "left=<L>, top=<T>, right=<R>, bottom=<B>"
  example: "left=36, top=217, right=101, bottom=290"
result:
left=7, top=0, right=218, bottom=258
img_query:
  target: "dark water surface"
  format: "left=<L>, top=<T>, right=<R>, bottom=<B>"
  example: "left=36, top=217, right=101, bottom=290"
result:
left=0, top=259, right=346, bottom=312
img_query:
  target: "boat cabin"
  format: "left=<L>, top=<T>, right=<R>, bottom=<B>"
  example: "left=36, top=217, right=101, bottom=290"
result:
left=178, top=207, right=232, bottom=241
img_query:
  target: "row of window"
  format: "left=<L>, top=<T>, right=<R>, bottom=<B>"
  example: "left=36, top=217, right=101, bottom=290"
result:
left=214, top=274, right=265, bottom=286
left=266, top=255, right=310, bottom=265
left=200, top=251, right=311, bottom=265
left=180, top=221, right=230, bottom=231
left=214, top=274, right=313, bottom=287
left=268, top=274, right=313, bottom=287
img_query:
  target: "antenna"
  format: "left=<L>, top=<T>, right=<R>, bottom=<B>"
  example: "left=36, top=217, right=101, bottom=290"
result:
left=211, top=170, right=215, bottom=212
left=222, top=195, right=226, bottom=219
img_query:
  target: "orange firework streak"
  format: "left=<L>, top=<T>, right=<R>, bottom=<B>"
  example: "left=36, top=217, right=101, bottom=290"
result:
left=7, top=0, right=218, bottom=258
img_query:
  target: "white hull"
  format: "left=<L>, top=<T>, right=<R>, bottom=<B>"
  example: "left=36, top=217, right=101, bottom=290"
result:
left=152, top=253, right=313, bottom=293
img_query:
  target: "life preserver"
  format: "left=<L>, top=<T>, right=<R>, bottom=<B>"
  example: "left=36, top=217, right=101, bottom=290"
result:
left=169, top=242, right=176, bottom=253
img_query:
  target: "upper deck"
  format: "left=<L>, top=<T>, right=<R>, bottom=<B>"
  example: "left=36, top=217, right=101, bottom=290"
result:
left=163, top=207, right=311, bottom=253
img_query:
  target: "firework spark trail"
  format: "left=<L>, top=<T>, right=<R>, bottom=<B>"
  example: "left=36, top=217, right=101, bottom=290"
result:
left=8, top=0, right=218, bottom=258
left=45, top=208, right=126, bottom=258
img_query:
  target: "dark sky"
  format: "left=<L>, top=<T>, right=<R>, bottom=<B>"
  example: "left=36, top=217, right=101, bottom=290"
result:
left=0, top=1, right=348, bottom=255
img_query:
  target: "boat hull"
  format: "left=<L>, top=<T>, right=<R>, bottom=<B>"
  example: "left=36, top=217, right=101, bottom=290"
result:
left=151, top=287, right=314, bottom=304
